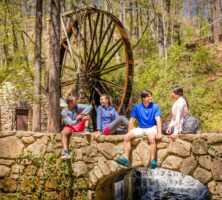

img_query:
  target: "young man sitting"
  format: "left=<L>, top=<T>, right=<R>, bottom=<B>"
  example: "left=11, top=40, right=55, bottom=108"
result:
left=115, top=90, right=162, bottom=169
left=61, top=96, right=92, bottom=160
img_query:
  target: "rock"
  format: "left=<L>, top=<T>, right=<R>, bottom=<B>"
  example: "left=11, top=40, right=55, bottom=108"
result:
left=11, top=164, right=24, bottom=174
left=168, top=139, right=191, bottom=157
left=162, top=155, right=183, bottom=170
left=215, top=182, right=222, bottom=196
left=157, top=142, right=169, bottom=149
left=180, top=156, right=197, bottom=175
left=208, top=181, right=217, bottom=195
left=21, top=136, right=35, bottom=144
left=0, top=178, right=17, bottom=192
left=105, top=135, right=124, bottom=142
left=0, top=131, right=16, bottom=138
left=178, top=134, right=199, bottom=141
left=0, top=136, right=24, bottom=159
left=207, top=134, right=222, bottom=144
left=0, top=159, right=15, bottom=166
left=89, top=170, right=97, bottom=185
left=0, top=165, right=10, bottom=177
left=97, top=143, right=117, bottom=159
left=98, top=157, right=111, bottom=176
left=45, top=177, right=57, bottom=191
left=117, top=143, right=124, bottom=155
left=54, top=134, right=61, bottom=142
left=93, top=166, right=103, bottom=179
left=72, top=161, right=88, bottom=177
left=107, top=160, right=119, bottom=172
left=72, top=136, right=83, bottom=143
left=131, top=149, right=142, bottom=168
left=193, top=167, right=212, bottom=184
left=192, top=139, right=208, bottom=155
left=39, top=136, right=49, bottom=145
left=136, top=141, right=150, bottom=167
left=211, top=159, right=222, bottom=181
left=198, top=155, right=212, bottom=170
left=24, top=140, right=47, bottom=155
left=208, top=145, right=222, bottom=157
left=157, top=149, right=168, bottom=165
left=75, top=149, right=83, bottom=161
left=25, top=165, right=37, bottom=176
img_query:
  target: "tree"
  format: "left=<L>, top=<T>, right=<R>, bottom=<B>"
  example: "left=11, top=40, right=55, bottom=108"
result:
left=157, top=0, right=164, bottom=56
left=48, top=0, right=61, bottom=133
left=33, top=0, right=43, bottom=132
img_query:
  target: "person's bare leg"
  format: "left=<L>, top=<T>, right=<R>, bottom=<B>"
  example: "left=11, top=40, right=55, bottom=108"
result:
left=123, top=132, right=136, bottom=160
left=61, top=128, right=71, bottom=151
left=148, top=133, right=156, bottom=160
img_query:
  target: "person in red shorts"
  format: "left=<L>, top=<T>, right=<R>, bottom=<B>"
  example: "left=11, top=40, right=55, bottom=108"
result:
left=61, top=96, right=92, bottom=160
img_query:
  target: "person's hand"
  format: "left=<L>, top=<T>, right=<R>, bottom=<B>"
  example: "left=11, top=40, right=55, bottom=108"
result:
left=82, top=115, right=90, bottom=121
left=166, top=126, right=172, bottom=135
left=75, top=114, right=83, bottom=120
left=95, top=131, right=101, bottom=139
left=170, top=134, right=178, bottom=142
left=156, top=133, right=163, bottom=140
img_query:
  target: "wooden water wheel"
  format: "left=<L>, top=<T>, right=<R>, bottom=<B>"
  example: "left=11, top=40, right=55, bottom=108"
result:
left=60, top=7, right=134, bottom=114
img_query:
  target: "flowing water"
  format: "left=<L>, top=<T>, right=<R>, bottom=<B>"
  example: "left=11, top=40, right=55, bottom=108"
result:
left=132, top=168, right=210, bottom=200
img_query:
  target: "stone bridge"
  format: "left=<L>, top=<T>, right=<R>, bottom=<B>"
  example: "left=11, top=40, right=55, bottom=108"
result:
left=0, top=131, right=222, bottom=199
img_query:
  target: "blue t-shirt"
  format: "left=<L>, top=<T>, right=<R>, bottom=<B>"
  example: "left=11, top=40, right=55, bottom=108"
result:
left=131, top=102, right=162, bottom=128
left=97, top=105, right=119, bottom=131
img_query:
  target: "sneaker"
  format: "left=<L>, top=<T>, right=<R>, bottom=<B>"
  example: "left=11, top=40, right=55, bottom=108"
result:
left=150, top=160, right=158, bottom=169
left=114, top=157, right=130, bottom=167
left=61, top=152, right=71, bottom=160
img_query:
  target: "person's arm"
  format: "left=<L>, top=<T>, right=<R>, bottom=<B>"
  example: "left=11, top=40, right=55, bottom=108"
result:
left=78, top=104, right=93, bottom=115
left=128, top=117, right=136, bottom=131
left=61, top=109, right=77, bottom=125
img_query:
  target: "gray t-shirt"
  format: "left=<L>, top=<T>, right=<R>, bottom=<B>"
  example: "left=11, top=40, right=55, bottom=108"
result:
left=61, top=104, right=92, bottom=125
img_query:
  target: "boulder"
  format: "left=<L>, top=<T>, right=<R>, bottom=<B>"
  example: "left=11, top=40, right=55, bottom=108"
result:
left=193, top=167, right=212, bottom=184
left=0, top=165, right=10, bottom=177
left=168, top=139, right=191, bottom=157
left=198, top=155, right=212, bottom=170
left=0, top=136, right=24, bottom=159
left=192, top=139, right=208, bottom=155
left=136, top=141, right=150, bottom=167
left=72, top=161, right=88, bottom=177
left=180, top=156, right=197, bottom=175
left=162, top=155, right=183, bottom=170
left=211, top=159, right=222, bottom=181
left=97, top=143, right=117, bottom=159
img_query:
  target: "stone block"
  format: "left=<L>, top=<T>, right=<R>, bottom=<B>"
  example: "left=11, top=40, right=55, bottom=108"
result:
left=192, top=139, right=208, bottom=155
left=180, top=156, right=197, bottom=175
left=211, top=159, right=222, bottom=181
left=131, top=149, right=142, bottom=168
left=0, top=131, right=16, bottom=138
left=198, top=155, right=212, bottom=170
left=0, top=136, right=24, bottom=159
left=0, top=159, right=15, bottom=166
left=162, top=155, right=183, bottom=170
left=193, top=167, right=212, bottom=184
left=98, top=143, right=117, bottom=159
left=45, top=177, right=57, bottom=191
left=157, top=142, right=169, bottom=149
left=208, top=144, right=222, bottom=158
left=72, top=161, right=88, bottom=177
left=106, top=160, right=119, bottom=172
left=24, top=140, right=47, bottom=155
left=157, top=149, right=168, bottom=165
left=21, top=136, right=35, bottom=144
left=11, top=164, right=24, bottom=174
left=93, top=166, right=103, bottom=179
left=207, top=134, right=222, bottom=144
left=0, top=165, right=10, bottom=177
left=168, top=139, right=191, bottom=157
left=98, top=158, right=111, bottom=176
left=89, top=170, right=97, bottom=185
left=136, top=141, right=150, bottom=167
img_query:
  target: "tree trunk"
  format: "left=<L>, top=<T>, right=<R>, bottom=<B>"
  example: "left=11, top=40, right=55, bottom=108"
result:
left=120, top=0, right=126, bottom=27
left=129, top=0, right=133, bottom=38
left=48, top=0, right=61, bottom=133
left=166, top=0, right=171, bottom=46
left=150, top=0, right=156, bottom=42
left=135, top=0, right=139, bottom=38
left=210, top=0, right=220, bottom=43
left=33, top=0, right=43, bottom=132
left=157, top=0, right=164, bottom=57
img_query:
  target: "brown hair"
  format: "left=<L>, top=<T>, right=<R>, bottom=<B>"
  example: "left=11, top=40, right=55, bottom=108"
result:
left=172, top=86, right=189, bottom=108
left=66, top=96, right=77, bottom=104
left=140, top=90, right=152, bottom=100
left=101, top=94, right=112, bottom=105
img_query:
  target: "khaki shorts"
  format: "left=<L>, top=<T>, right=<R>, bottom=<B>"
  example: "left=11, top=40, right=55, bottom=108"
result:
left=130, top=126, right=157, bottom=137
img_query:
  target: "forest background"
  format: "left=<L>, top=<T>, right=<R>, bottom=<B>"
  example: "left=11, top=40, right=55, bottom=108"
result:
left=0, top=0, right=222, bottom=132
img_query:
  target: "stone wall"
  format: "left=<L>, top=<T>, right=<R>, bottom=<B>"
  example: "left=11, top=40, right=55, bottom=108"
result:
left=0, top=131, right=221, bottom=199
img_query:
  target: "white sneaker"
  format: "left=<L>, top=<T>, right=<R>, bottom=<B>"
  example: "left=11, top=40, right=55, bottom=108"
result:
left=61, top=152, right=71, bottom=160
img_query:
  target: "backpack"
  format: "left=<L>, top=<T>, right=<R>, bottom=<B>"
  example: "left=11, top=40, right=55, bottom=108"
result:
left=182, top=116, right=200, bottom=134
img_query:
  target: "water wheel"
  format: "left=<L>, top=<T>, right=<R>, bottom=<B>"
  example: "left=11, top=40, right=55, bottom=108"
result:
left=60, top=7, right=134, bottom=114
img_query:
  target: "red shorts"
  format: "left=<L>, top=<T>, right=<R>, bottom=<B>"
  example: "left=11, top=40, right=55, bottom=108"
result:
left=66, top=121, right=86, bottom=133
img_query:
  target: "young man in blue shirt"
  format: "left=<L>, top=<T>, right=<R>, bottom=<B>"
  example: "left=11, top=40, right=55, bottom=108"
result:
left=61, top=96, right=92, bottom=160
left=115, top=90, right=162, bottom=169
